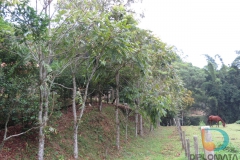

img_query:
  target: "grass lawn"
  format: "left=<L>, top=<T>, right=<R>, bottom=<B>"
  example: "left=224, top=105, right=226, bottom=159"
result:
left=115, top=123, right=240, bottom=160
left=182, top=123, right=240, bottom=159
left=115, top=126, right=185, bottom=160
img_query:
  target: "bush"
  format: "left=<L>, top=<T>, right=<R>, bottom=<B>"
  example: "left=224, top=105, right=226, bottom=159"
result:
left=235, top=120, right=240, bottom=124
left=184, top=116, right=207, bottom=126
left=199, top=120, right=205, bottom=126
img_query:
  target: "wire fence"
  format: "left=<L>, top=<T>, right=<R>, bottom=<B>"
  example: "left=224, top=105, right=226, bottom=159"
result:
left=173, top=118, right=211, bottom=160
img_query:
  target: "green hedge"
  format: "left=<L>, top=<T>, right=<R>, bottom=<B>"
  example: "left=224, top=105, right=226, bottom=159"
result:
left=183, top=116, right=207, bottom=126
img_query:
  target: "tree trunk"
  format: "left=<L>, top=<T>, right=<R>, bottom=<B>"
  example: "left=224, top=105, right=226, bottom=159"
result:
left=139, top=114, right=143, bottom=136
left=182, top=111, right=183, bottom=126
left=157, top=119, right=160, bottom=127
left=90, top=94, right=93, bottom=105
left=71, top=59, right=98, bottom=159
left=38, top=60, right=49, bottom=160
left=125, top=106, right=129, bottom=142
left=115, top=70, right=120, bottom=150
left=135, top=111, right=138, bottom=137
left=98, top=84, right=102, bottom=112
left=150, top=123, right=154, bottom=132
left=111, top=89, right=115, bottom=103
left=78, top=58, right=98, bottom=122
left=107, top=90, right=110, bottom=104
left=135, top=81, right=140, bottom=137
left=72, top=73, right=78, bottom=159
left=38, top=1, right=52, bottom=159
left=125, top=115, right=128, bottom=142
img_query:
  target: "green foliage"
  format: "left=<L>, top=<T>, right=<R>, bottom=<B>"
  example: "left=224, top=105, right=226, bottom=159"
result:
left=216, top=142, right=239, bottom=153
left=176, top=53, right=240, bottom=124
left=44, top=126, right=57, bottom=139
left=199, top=120, right=206, bottom=126
left=0, top=0, right=194, bottom=157
left=0, top=17, right=13, bottom=35
left=0, top=45, right=39, bottom=128
left=182, top=116, right=206, bottom=126
left=0, top=0, right=50, bottom=42
left=235, top=120, right=240, bottom=124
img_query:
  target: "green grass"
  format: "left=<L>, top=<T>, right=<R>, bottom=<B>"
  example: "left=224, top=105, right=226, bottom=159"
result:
left=181, top=124, right=240, bottom=159
left=115, top=124, right=240, bottom=160
left=115, top=126, right=185, bottom=160
left=7, top=105, right=240, bottom=160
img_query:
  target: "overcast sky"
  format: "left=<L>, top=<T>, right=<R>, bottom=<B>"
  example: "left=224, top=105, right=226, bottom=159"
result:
left=135, top=0, right=240, bottom=68
left=29, top=0, right=240, bottom=68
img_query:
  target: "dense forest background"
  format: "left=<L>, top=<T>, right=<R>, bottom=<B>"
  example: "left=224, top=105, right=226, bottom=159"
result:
left=0, top=0, right=240, bottom=159
left=177, top=54, right=240, bottom=124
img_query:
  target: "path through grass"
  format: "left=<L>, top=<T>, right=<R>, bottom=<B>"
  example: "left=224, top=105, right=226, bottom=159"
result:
left=114, top=126, right=185, bottom=160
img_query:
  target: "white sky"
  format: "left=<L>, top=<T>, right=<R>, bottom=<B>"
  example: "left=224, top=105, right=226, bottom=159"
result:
left=135, top=0, right=240, bottom=68
left=29, top=0, right=240, bottom=68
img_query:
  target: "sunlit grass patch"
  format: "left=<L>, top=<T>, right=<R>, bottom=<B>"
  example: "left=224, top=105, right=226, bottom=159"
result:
left=115, top=126, right=185, bottom=160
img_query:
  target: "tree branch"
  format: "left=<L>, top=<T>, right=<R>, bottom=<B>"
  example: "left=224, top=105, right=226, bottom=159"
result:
left=52, top=82, right=73, bottom=90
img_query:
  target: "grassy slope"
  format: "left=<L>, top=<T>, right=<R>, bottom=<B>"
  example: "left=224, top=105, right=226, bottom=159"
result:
left=2, top=103, right=240, bottom=160
left=0, top=103, right=148, bottom=159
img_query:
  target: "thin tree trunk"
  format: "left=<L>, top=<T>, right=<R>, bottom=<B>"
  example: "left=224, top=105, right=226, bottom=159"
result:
left=115, top=70, right=120, bottom=150
left=107, top=90, right=110, bottom=103
left=125, top=115, right=128, bottom=142
left=182, top=111, right=183, bottom=126
left=90, top=94, right=93, bottom=105
left=139, top=114, right=143, bottom=136
left=38, top=81, right=44, bottom=159
left=38, top=1, right=52, bottom=159
left=135, top=111, right=138, bottom=137
left=157, top=119, right=160, bottom=127
left=0, top=113, right=10, bottom=150
left=70, top=58, right=99, bottom=160
left=38, top=61, right=49, bottom=160
left=72, top=73, right=78, bottom=159
left=125, top=106, right=129, bottom=142
left=111, top=89, right=115, bottom=103
left=136, top=81, right=140, bottom=136
left=98, top=83, right=102, bottom=112
left=78, top=58, right=98, bottom=122
left=150, top=123, right=154, bottom=132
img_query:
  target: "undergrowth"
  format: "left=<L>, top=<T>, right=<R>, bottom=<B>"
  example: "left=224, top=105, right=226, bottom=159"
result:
left=11, top=104, right=143, bottom=160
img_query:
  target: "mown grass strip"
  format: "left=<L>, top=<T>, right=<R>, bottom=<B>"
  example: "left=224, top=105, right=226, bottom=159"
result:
left=115, top=126, right=185, bottom=160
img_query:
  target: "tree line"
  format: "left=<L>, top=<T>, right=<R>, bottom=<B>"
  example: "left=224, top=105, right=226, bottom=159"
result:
left=0, top=0, right=190, bottom=159
left=176, top=53, right=240, bottom=124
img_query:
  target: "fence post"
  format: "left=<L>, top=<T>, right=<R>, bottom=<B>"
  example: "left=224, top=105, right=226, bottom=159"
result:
left=193, top=135, right=199, bottom=160
left=186, top=138, right=190, bottom=160
left=201, top=126, right=214, bottom=160
left=177, top=118, right=183, bottom=141
left=174, top=118, right=181, bottom=139
left=182, top=131, right=187, bottom=154
left=177, top=118, right=183, bottom=133
left=173, top=118, right=177, bottom=129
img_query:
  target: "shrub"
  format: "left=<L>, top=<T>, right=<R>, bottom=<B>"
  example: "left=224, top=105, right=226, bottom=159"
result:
left=199, top=120, right=205, bottom=126
left=185, top=116, right=207, bottom=126
left=235, top=120, right=240, bottom=124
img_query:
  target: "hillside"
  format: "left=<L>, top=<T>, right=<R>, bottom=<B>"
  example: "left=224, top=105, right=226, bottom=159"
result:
left=0, top=103, right=150, bottom=160
left=3, top=103, right=240, bottom=160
